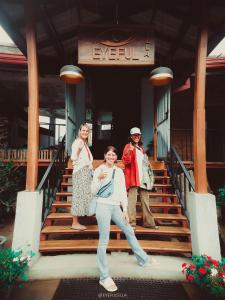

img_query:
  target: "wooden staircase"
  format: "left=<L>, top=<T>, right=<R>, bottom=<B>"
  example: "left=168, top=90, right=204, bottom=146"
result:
left=40, top=160, right=192, bottom=254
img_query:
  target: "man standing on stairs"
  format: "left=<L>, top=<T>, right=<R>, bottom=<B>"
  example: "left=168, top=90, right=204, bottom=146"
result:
left=122, top=127, right=158, bottom=229
left=70, top=123, right=93, bottom=231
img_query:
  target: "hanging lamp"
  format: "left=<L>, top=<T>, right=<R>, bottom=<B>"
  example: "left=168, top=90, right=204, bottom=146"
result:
left=149, top=67, right=173, bottom=86
left=60, top=65, right=84, bottom=84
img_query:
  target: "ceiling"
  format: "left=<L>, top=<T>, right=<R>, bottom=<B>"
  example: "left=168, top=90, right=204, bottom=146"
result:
left=0, top=0, right=225, bottom=118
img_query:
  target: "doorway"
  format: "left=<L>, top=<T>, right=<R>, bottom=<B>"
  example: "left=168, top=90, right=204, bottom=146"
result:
left=90, top=68, right=141, bottom=158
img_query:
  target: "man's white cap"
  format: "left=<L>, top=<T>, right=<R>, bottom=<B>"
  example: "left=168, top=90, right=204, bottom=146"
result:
left=130, top=127, right=141, bottom=135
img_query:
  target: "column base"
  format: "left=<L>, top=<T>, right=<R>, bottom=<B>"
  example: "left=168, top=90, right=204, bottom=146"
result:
left=12, top=190, right=43, bottom=263
left=187, top=192, right=221, bottom=260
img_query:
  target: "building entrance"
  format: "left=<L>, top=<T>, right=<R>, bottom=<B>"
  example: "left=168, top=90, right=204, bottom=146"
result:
left=90, top=68, right=142, bottom=158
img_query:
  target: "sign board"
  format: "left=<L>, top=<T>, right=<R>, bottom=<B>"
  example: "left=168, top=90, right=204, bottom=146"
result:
left=78, top=26, right=154, bottom=66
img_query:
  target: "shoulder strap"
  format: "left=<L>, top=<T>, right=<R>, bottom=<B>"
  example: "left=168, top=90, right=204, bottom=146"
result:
left=112, top=169, right=115, bottom=179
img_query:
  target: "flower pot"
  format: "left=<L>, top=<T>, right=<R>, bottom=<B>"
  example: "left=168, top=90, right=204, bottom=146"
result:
left=0, top=285, right=13, bottom=300
left=0, top=236, right=7, bottom=249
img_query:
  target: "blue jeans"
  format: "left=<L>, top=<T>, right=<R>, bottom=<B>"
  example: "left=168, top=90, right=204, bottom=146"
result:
left=96, top=203, right=149, bottom=281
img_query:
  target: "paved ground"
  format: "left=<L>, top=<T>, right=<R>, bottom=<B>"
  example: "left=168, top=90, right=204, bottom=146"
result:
left=8, top=278, right=205, bottom=300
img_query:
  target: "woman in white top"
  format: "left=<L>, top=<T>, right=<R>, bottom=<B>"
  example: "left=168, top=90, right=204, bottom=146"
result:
left=91, top=146, right=158, bottom=292
left=70, top=123, right=93, bottom=231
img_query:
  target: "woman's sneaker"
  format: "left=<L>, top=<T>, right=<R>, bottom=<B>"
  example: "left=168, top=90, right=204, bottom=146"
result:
left=99, top=277, right=118, bottom=292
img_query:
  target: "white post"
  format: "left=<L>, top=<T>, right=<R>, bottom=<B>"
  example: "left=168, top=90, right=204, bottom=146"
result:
left=187, top=192, right=221, bottom=260
left=12, top=191, right=43, bottom=262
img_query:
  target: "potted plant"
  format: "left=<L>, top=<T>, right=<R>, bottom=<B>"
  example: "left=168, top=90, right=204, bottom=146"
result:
left=182, top=255, right=225, bottom=298
left=0, top=246, right=34, bottom=299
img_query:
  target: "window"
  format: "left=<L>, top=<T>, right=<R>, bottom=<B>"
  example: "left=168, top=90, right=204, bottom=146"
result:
left=55, top=118, right=66, bottom=144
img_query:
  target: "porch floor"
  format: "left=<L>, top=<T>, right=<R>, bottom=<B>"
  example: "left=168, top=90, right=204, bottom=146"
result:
left=28, top=253, right=191, bottom=281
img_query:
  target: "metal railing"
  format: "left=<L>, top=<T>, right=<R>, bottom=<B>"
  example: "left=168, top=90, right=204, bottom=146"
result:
left=37, top=135, right=67, bottom=225
left=157, top=130, right=194, bottom=221
left=167, top=146, right=195, bottom=221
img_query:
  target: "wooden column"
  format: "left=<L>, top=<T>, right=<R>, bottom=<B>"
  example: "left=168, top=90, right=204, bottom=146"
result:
left=193, top=3, right=208, bottom=193
left=25, top=0, right=39, bottom=191
left=153, top=90, right=157, bottom=161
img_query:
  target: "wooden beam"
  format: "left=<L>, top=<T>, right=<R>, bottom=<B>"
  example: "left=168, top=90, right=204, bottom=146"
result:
left=0, top=3, right=27, bottom=55
left=25, top=0, right=39, bottom=191
left=193, top=0, right=208, bottom=193
left=167, top=1, right=196, bottom=61
left=39, top=4, right=66, bottom=63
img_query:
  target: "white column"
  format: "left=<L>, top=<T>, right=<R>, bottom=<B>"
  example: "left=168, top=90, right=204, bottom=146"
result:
left=12, top=191, right=43, bottom=262
left=187, top=192, right=221, bottom=260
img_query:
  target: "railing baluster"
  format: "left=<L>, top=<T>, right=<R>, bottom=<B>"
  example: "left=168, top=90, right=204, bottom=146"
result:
left=37, top=135, right=67, bottom=226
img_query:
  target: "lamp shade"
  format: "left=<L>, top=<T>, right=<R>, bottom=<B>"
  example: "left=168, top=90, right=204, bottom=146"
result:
left=149, top=67, right=173, bottom=86
left=60, top=65, right=84, bottom=84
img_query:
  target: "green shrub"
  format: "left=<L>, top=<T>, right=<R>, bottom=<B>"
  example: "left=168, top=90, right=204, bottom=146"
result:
left=0, top=162, right=24, bottom=215
left=217, top=184, right=225, bottom=208
left=182, top=255, right=225, bottom=297
left=0, top=247, right=34, bottom=289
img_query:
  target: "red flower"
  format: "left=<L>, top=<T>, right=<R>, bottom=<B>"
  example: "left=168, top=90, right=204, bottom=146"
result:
left=199, top=267, right=207, bottom=275
left=206, top=255, right=211, bottom=260
left=222, top=265, right=225, bottom=269
left=211, top=260, right=219, bottom=267
left=187, top=274, right=195, bottom=282
left=204, top=262, right=210, bottom=267
left=182, top=263, right=187, bottom=268
left=189, top=265, right=195, bottom=270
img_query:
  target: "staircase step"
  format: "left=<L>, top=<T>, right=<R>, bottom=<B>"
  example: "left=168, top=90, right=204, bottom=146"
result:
left=155, top=176, right=170, bottom=180
left=62, top=174, right=171, bottom=180
left=46, top=212, right=187, bottom=221
left=65, top=167, right=167, bottom=173
left=55, top=192, right=177, bottom=198
left=61, top=182, right=172, bottom=189
left=52, top=201, right=181, bottom=209
left=41, top=225, right=190, bottom=236
left=39, top=239, right=192, bottom=253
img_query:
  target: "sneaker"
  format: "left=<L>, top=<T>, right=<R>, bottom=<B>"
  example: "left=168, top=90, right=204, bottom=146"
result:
left=140, top=258, right=160, bottom=267
left=143, top=224, right=159, bottom=229
left=99, top=277, right=118, bottom=292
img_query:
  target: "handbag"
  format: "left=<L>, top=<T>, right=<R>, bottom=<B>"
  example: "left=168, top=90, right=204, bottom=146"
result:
left=141, top=154, right=154, bottom=191
left=88, top=169, right=116, bottom=216
left=96, top=169, right=115, bottom=198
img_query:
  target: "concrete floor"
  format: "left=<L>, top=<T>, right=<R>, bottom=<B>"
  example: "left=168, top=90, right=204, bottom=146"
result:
left=28, top=252, right=192, bottom=281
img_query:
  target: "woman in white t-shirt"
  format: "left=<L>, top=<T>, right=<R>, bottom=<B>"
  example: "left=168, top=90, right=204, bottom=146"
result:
left=91, top=146, right=158, bottom=292
left=70, top=123, right=93, bottom=231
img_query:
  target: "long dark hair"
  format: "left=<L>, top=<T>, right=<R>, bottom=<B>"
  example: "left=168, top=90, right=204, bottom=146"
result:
left=103, top=146, right=118, bottom=162
left=128, top=136, right=144, bottom=147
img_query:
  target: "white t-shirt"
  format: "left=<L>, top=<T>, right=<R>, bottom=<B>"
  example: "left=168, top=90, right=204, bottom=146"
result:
left=135, top=146, right=144, bottom=185
left=70, top=138, right=93, bottom=173
left=91, top=165, right=128, bottom=212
